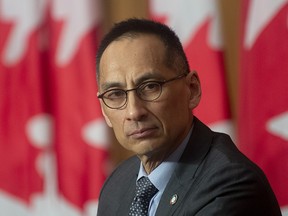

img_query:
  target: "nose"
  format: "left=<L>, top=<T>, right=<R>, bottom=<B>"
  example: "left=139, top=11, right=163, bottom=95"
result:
left=125, top=91, right=148, bottom=121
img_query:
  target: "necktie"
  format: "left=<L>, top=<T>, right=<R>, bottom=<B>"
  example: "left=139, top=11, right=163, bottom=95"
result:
left=128, top=176, right=158, bottom=216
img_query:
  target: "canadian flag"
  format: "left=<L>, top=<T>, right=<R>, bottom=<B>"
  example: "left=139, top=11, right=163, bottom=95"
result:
left=239, top=0, right=288, bottom=214
left=0, top=0, right=108, bottom=215
left=149, top=0, right=233, bottom=136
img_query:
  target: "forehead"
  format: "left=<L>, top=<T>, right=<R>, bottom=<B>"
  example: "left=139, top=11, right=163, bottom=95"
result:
left=98, top=34, right=172, bottom=89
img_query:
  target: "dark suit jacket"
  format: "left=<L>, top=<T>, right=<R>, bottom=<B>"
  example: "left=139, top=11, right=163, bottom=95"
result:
left=97, top=118, right=281, bottom=215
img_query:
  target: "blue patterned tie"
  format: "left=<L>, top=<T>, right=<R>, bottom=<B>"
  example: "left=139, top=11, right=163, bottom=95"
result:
left=128, top=176, right=158, bottom=216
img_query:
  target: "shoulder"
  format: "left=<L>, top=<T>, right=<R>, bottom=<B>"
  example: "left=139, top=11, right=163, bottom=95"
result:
left=190, top=150, right=281, bottom=214
left=183, top=131, right=281, bottom=215
left=206, top=131, right=267, bottom=181
left=176, top=118, right=281, bottom=215
left=198, top=131, right=272, bottom=193
left=191, top=118, right=266, bottom=177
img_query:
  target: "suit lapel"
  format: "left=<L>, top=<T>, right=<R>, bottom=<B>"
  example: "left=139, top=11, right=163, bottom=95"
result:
left=155, top=117, right=214, bottom=216
left=116, top=183, right=136, bottom=215
left=116, top=157, right=139, bottom=216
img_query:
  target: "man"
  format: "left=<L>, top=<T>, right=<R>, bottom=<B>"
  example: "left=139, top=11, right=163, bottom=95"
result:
left=96, top=18, right=281, bottom=216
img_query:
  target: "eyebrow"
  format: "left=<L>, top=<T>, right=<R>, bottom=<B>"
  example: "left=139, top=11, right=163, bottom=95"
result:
left=100, top=72, right=166, bottom=91
left=100, top=81, right=123, bottom=92
left=134, top=72, right=165, bottom=86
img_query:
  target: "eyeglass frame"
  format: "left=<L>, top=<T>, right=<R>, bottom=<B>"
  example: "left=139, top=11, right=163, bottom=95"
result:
left=97, top=72, right=189, bottom=109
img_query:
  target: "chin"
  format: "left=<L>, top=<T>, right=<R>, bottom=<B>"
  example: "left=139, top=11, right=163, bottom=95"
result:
left=134, top=142, right=162, bottom=157
left=133, top=147, right=153, bottom=156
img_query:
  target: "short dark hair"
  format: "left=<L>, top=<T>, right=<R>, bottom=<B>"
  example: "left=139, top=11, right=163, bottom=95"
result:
left=96, top=18, right=190, bottom=83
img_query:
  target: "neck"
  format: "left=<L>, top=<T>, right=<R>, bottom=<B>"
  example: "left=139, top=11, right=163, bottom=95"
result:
left=140, top=157, right=161, bottom=174
left=139, top=118, right=194, bottom=174
left=138, top=137, right=183, bottom=174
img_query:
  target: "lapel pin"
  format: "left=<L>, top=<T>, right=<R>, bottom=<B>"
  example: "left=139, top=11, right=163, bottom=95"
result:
left=170, top=194, right=178, bottom=205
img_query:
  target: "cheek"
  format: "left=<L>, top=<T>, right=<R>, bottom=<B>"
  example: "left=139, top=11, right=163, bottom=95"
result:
left=110, top=115, right=123, bottom=131
left=109, top=118, right=127, bottom=146
left=103, top=110, right=124, bottom=133
left=150, top=102, right=176, bottom=131
left=159, top=96, right=189, bottom=127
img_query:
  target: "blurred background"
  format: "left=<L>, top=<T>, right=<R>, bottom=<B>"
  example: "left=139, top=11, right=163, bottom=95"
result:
left=0, top=0, right=287, bottom=215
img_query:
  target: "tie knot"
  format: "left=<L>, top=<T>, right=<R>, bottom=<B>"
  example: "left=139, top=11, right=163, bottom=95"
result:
left=135, top=177, right=158, bottom=199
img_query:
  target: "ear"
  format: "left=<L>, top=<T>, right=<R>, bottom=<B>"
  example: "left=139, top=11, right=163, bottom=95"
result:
left=186, top=71, right=201, bottom=109
left=99, top=100, right=113, bottom=128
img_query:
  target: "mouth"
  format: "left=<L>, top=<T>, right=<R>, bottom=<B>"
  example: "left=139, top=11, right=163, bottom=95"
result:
left=128, top=127, right=158, bottom=139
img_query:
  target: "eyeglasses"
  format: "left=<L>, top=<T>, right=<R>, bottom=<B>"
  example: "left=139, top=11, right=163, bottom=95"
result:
left=98, top=73, right=188, bottom=109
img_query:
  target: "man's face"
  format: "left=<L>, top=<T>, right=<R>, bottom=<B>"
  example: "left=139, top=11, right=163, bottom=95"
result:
left=98, top=34, right=200, bottom=161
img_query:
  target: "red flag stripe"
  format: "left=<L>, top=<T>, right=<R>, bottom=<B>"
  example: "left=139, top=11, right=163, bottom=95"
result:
left=238, top=0, right=288, bottom=210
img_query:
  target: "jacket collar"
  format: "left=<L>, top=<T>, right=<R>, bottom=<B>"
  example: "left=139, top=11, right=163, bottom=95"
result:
left=155, top=117, right=213, bottom=216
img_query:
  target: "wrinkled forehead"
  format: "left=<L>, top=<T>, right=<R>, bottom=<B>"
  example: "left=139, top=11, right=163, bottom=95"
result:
left=101, top=33, right=167, bottom=63
left=98, top=34, right=170, bottom=88
left=100, top=34, right=167, bottom=63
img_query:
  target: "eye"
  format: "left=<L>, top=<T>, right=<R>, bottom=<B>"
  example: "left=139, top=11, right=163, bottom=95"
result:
left=140, top=82, right=161, bottom=93
left=104, top=89, right=126, bottom=99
